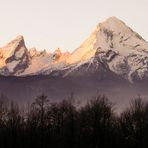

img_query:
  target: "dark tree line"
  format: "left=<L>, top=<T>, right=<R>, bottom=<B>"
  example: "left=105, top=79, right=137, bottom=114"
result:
left=0, top=94, right=148, bottom=148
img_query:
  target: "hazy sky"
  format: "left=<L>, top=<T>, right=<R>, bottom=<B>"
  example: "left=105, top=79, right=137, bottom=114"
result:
left=0, top=0, right=147, bottom=52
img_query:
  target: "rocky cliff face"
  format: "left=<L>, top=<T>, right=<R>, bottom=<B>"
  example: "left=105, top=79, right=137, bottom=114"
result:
left=0, top=35, right=29, bottom=75
left=0, top=37, right=70, bottom=76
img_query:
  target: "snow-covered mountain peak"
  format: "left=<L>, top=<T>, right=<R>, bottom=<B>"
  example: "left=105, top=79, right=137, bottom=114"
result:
left=29, top=48, right=49, bottom=58
left=12, top=35, right=24, bottom=42
left=99, top=17, right=145, bottom=43
left=64, top=17, right=148, bottom=83
left=94, top=17, right=148, bottom=53
left=1, top=35, right=26, bottom=54
left=92, top=17, right=148, bottom=82
left=29, top=48, right=38, bottom=57
left=99, top=17, right=128, bottom=32
left=3, top=35, right=25, bottom=51
left=66, top=17, right=143, bottom=65
left=53, top=48, right=62, bottom=60
left=0, top=35, right=29, bottom=75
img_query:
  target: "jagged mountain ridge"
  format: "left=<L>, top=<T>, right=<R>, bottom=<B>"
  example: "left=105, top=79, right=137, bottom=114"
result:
left=0, top=36, right=70, bottom=76
left=0, top=17, right=148, bottom=83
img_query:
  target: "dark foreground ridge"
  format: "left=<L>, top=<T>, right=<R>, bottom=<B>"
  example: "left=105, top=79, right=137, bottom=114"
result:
left=0, top=93, right=148, bottom=148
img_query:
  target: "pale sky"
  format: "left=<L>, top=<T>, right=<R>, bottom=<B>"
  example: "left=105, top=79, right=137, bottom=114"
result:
left=0, top=0, right=147, bottom=52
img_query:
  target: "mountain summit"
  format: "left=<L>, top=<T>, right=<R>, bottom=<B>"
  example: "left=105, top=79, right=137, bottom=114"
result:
left=0, top=17, right=148, bottom=83
left=67, top=17, right=146, bottom=63
left=65, top=17, right=148, bottom=82
left=0, top=35, right=29, bottom=75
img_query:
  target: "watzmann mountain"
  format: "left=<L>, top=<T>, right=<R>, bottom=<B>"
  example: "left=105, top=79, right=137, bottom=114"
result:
left=1, top=17, right=148, bottom=83
left=0, top=17, right=148, bottom=110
